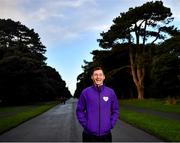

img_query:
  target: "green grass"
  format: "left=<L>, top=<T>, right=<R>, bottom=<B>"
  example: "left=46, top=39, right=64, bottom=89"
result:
left=120, top=98, right=180, bottom=113
left=120, top=108, right=180, bottom=142
left=0, top=101, right=59, bottom=134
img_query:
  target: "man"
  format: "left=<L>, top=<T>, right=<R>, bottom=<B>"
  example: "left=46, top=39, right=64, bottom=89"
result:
left=76, top=67, right=119, bottom=142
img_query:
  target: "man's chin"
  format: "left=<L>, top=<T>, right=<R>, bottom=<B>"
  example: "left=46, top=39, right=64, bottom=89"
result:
left=95, top=83, right=103, bottom=86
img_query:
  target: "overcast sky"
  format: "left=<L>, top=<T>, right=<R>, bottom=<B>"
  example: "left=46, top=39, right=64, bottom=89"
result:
left=1, top=0, right=180, bottom=94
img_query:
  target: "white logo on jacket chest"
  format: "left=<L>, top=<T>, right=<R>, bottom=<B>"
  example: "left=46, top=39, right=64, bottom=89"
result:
left=103, top=96, right=109, bottom=102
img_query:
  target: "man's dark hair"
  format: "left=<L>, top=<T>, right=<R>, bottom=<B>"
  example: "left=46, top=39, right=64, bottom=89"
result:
left=91, top=67, right=104, bottom=75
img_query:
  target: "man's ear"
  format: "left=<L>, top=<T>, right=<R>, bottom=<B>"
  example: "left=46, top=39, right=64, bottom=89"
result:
left=103, top=74, right=105, bottom=80
left=91, top=75, right=93, bottom=80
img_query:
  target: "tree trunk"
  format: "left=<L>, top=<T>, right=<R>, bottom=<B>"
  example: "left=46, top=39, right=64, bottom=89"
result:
left=131, top=66, right=145, bottom=100
left=129, top=46, right=145, bottom=100
left=137, top=82, right=144, bottom=100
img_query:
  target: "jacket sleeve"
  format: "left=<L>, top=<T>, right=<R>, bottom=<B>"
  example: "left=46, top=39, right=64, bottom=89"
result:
left=111, top=89, right=119, bottom=129
left=76, top=91, right=87, bottom=129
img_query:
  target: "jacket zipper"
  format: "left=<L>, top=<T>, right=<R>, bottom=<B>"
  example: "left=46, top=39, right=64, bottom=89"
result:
left=98, top=89, right=101, bottom=136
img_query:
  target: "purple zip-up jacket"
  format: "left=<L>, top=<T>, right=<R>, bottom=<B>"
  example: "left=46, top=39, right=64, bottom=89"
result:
left=76, top=85, right=119, bottom=136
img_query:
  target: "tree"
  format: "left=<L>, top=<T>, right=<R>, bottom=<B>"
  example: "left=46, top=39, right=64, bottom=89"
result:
left=150, top=34, right=180, bottom=98
left=0, top=19, right=46, bottom=63
left=98, top=1, right=178, bottom=99
left=0, top=19, right=71, bottom=105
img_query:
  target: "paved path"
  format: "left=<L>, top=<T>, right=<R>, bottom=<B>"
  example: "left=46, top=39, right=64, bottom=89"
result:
left=0, top=98, right=162, bottom=142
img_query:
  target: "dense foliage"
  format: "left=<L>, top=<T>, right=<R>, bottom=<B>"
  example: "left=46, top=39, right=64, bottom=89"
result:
left=0, top=19, right=71, bottom=105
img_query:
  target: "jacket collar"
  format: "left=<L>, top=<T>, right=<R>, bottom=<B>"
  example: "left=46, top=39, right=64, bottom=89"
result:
left=92, top=84, right=104, bottom=92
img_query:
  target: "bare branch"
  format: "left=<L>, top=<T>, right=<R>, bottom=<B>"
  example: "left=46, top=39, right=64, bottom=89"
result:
left=151, top=28, right=161, bottom=44
left=143, top=19, right=147, bottom=45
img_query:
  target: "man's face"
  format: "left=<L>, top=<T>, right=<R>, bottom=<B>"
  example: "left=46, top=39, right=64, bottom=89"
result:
left=91, top=69, right=105, bottom=86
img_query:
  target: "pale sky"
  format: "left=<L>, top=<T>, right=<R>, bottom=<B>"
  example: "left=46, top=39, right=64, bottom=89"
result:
left=1, top=0, right=180, bottom=95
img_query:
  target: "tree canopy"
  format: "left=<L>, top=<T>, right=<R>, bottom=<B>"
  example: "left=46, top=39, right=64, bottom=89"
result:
left=0, top=19, right=71, bottom=105
left=97, top=1, right=178, bottom=99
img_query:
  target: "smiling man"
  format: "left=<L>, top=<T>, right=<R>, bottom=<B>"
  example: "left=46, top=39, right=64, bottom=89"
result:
left=76, top=67, right=119, bottom=142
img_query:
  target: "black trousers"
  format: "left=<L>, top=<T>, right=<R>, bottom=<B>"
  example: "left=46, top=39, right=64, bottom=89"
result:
left=82, top=131, right=112, bottom=142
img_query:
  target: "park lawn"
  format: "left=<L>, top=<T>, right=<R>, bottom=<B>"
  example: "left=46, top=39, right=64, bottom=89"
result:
left=0, top=101, right=59, bottom=134
left=120, top=108, right=180, bottom=142
left=120, top=98, right=180, bottom=113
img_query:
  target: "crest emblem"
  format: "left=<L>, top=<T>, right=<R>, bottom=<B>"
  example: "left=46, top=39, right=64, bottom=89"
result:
left=103, top=96, right=109, bottom=102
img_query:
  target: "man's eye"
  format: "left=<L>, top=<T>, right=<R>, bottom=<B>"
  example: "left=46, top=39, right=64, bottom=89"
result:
left=95, top=74, right=102, bottom=76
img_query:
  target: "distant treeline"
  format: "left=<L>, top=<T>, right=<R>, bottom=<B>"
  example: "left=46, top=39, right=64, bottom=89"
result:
left=74, top=1, right=180, bottom=99
left=0, top=19, right=72, bottom=105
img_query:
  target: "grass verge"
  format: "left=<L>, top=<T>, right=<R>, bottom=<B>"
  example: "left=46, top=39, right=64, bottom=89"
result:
left=120, top=98, right=180, bottom=113
left=0, top=101, right=59, bottom=135
left=120, top=107, right=180, bottom=142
